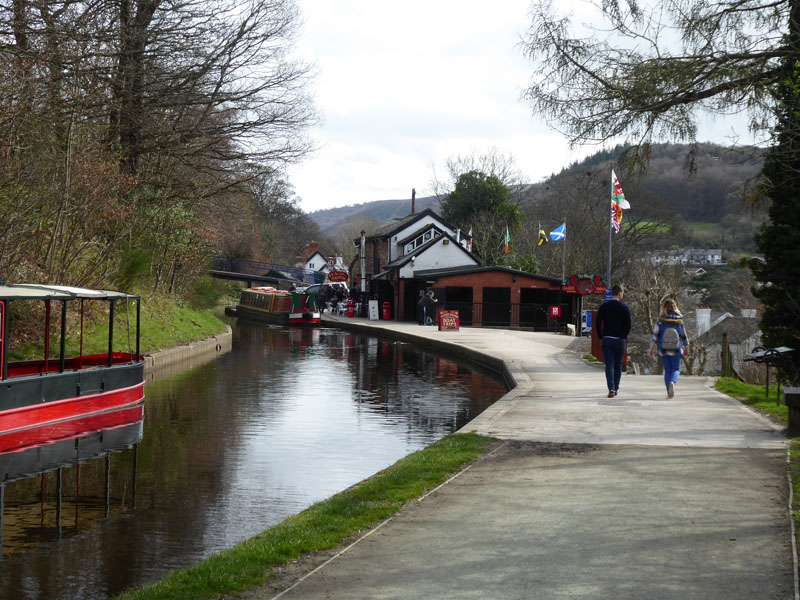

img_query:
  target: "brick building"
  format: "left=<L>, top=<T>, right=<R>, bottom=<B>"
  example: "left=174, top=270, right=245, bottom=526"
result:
left=350, top=208, right=571, bottom=328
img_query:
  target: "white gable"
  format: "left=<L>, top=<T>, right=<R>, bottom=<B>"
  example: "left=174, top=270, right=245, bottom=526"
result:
left=304, top=251, right=326, bottom=271
left=389, top=214, right=459, bottom=263
left=399, top=237, right=479, bottom=278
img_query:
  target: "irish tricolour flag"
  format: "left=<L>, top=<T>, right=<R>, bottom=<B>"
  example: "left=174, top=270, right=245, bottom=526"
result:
left=611, top=170, right=631, bottom=233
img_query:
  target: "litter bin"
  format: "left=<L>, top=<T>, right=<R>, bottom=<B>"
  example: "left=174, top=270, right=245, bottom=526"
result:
left=382, top=301, right=391, bottom=320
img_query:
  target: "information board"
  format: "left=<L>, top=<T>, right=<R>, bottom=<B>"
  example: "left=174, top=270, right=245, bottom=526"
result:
left=368, top=300, right=379, bottom=320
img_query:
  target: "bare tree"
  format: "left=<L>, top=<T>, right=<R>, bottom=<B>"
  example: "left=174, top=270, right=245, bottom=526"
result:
left=330, top=216, right=380, bottom=269
left=0, top=0, right=317, bottom=288
left=430, top=148, right=526, bottom=205
left=524, top=168, right=669, bottom=280
left=520, top=0, right=787, bottom=151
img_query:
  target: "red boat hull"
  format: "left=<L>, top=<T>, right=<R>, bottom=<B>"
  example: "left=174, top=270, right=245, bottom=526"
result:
left=0, top=382, right=145, bottom=452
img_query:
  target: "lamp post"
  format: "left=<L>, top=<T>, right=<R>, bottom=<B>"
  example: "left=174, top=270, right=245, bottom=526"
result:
left=360, top=230, right=366, bottom=316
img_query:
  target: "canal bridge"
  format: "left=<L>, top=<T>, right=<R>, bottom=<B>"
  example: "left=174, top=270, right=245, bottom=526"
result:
left=209, top=257, right=324, bottom=288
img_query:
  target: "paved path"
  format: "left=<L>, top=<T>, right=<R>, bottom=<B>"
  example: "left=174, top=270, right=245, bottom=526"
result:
left=258, top=318, right=795, bottom=599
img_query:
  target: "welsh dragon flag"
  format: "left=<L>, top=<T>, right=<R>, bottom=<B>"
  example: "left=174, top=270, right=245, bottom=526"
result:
left=611, top=169, right=631, bottom=233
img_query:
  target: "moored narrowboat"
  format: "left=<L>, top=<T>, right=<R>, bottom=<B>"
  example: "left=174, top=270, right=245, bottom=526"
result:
left=0, top=285, right=145, bottom=453
left=234, top=287, right=321, bottom=326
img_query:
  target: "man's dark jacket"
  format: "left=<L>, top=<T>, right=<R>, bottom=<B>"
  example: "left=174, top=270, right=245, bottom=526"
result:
left=594, top=300, right=632, bottom=339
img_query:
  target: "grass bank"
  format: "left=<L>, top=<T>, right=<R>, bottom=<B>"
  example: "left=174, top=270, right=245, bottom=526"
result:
left=113, top=432, right=496, bottom=600
left=714, top=377, right=788, bottom=422
left=9, top=292, right=228, bottom=361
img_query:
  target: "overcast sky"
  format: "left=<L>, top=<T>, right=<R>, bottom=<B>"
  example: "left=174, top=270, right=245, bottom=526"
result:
left=288, top=1, right=752, bottom=214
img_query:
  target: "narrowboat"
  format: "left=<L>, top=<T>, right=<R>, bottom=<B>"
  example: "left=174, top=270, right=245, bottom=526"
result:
left=0, top=285, right=145, bottom=453
left=234, top=287, right=321, bottom=326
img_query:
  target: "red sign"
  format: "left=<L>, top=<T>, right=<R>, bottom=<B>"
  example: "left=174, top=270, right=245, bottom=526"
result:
left=438, top=310, right=460, bottom=332
left=561, top=274, right=607, bottom=295
left=327, top=270, right=349, bottom=282
left=549, top=305, right=562, bottom=318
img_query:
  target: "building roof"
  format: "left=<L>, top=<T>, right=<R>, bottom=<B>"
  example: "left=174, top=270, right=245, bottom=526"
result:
left=693, top=314, right=760, bottom=346
left=359, top=208, right=462, bottom=242
left=412, top=265, right=563, bottom=285
left=0, top=284, right=138, bottom=301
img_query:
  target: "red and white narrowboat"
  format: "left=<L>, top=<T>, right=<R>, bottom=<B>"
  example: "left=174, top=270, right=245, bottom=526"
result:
left=0, top=285, right=145, bottom=453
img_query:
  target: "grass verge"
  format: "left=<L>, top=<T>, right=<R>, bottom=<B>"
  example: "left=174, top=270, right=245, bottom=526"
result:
left=714, top=377, right=788, bottom=422
left=113, top=432, right=497, bottom=600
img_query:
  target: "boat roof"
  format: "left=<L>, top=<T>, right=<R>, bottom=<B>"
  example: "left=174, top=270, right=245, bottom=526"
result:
left=0, top=284, right=138, bottom=301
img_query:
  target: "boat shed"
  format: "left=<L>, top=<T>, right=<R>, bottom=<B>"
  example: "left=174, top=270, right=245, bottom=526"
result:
left=403, top=265, right=570, bottom=330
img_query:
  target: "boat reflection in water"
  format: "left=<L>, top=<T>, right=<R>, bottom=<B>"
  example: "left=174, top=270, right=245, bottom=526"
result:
left=0, top=405, right=143, bottom=561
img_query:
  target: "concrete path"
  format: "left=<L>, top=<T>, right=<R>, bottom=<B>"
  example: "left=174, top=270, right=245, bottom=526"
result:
left=258, top=318, right=795, bottom=599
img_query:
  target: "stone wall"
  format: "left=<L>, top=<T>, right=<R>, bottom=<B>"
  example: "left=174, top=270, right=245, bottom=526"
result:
left=144, top=325, right=232, bottom=381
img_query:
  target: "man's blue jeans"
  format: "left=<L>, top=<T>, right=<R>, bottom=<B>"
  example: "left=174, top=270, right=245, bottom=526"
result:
left=601, top=337, right=626, bottom=392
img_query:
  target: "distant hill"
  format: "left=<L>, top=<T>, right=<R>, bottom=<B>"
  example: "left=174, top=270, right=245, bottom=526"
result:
left=308, top=195, right=440, bottom=234
left=308, top=143, right=765, bottom=241
left=560, top=142, right=765, bottom=222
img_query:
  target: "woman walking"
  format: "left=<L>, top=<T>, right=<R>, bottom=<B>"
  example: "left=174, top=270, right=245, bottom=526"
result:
left=648, top=298, right=690, bottom=398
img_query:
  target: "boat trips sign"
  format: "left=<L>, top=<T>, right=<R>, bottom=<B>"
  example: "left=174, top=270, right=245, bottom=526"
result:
left=327, top=270, right=349, bottom=282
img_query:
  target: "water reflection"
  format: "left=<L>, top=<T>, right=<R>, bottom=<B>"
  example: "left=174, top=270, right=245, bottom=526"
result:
left=0, top=323, right=505, bottom=599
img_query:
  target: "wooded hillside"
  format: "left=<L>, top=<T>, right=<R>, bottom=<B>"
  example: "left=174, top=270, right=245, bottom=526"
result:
left=312, top=143, right=766, bottom=257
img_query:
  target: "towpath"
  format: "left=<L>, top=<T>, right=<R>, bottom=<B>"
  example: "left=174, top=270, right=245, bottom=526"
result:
left=260, top=317, right=794, bottom=599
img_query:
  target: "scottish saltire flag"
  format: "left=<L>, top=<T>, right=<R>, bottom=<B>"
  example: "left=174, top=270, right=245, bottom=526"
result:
left=550, top=222, right=566, bottom=241
left=504, top=226, right=510, bottom=254
left=611, top=170, right=630, bottom=233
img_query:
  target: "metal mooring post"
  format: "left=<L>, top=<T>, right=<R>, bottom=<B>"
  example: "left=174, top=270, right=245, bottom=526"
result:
left=785, top=388, right=800, bottom=436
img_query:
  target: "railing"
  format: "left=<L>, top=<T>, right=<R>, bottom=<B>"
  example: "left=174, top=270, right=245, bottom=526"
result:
left=441, top=302, right=563, bottom=330
left=210, top=257, right=323, bottom=285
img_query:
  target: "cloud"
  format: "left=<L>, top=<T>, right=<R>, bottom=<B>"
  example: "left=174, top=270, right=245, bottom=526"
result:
left=288, top=0, right=755, bottom=214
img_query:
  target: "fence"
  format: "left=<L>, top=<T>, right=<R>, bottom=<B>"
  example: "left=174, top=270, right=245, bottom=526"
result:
left=441, top=302, right=564, bottom=330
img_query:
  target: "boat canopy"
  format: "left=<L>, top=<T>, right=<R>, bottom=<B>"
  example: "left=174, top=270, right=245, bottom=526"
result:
left=0, top=284, right=139, bottom=302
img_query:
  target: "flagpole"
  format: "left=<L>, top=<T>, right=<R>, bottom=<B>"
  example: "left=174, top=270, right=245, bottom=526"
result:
left=607, top=168, right=613, bottom=287
left=561, top=220, right=566, bottom=283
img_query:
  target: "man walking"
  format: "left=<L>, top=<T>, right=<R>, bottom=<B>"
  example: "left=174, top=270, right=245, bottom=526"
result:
left=594, top=284, right=632, bottom=397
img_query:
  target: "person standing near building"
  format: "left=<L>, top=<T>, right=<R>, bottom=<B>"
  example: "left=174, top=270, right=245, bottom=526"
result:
left=417, top=290, right=438, bottom=325
left=648, top=298, right=690, bottom=398
left=594, top=284, right=632, bottom=398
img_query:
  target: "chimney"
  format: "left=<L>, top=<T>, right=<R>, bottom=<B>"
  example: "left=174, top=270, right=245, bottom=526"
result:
left=411, top=188, right=416, bottom=215
left=696, top=307, right=711, bottom=336
left=305, top=241, right=319, bottom=259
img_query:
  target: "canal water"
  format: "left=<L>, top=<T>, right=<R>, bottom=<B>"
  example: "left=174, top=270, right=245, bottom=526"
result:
left=0, top=322, right=506, bottom=599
